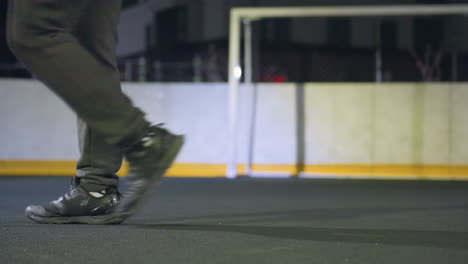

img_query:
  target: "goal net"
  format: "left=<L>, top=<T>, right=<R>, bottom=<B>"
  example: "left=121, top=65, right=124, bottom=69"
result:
left=226, top=4, right=468, bottom=178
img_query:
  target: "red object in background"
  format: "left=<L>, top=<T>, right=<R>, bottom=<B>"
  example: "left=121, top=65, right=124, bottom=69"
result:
left=263, top=73, right=288, bottom=82
left=272, top=74, right=287, bottom=83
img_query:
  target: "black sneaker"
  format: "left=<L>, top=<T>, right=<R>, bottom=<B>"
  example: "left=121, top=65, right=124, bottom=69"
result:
left=25, top=180, right=121, bottom=224
left=110, top=124, right=184, bottom=223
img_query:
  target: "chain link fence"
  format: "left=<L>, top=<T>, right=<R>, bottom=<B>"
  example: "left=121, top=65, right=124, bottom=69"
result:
left=117, top=15, right=467, bottom=83
left=2, top=15, right=466, bottom=83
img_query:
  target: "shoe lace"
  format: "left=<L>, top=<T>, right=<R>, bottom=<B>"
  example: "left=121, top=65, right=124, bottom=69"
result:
left=57, top=178, right=122, bottom=202
left=126, top=123, right=168, bottom=160
left=51, top=186, right=77, bottom=204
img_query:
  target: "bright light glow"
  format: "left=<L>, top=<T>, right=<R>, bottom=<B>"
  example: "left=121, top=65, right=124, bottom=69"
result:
left=234, top=65, right=242, bottom=79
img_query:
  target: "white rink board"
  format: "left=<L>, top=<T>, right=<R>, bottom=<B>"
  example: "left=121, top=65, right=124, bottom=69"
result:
left=0, top=79, right=467, bottom=168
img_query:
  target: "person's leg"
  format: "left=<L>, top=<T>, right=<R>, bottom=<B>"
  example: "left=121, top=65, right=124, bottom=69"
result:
left=7, top=0, right=184, bottom=224
left=7, top=0, right=148, bottom=149
left=5, top=0, right=127, bottom=223
left=74, top=1, right=125, bottom=192
left=77, top=118, right=122, bottom=192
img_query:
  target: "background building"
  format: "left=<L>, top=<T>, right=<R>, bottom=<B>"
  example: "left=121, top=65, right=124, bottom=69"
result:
left=1, top=0, right=467, bottom=81
left=116, top=0, right=468, bottom=82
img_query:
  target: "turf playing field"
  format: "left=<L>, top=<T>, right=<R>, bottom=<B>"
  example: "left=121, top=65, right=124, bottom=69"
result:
left=1, top=176, right=467, bottom=263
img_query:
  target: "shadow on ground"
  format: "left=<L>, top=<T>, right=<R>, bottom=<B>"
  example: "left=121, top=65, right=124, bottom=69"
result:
left=132, top=206, right=468, bottom=250
left=137, top=223, right=468, bottom=250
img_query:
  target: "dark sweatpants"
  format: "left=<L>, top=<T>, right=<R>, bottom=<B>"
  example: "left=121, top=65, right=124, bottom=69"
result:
left=6, top=0, right=149, bottom=190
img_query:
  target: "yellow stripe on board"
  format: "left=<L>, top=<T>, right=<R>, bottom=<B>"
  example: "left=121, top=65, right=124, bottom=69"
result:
left=304, top=164, right=468, bottom=179
left=0, top=160, right=225, bottom=178
left=0, top=160, right=468, bottom=179
left=0, top=160, right=77, bottom=176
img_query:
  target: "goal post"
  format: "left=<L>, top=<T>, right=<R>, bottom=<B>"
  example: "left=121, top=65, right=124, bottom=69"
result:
left=227, top=4, right=468, bottom=179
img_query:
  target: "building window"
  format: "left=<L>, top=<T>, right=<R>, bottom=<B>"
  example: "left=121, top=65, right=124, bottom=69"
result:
left=380, top=21, right=398, bottom=51
left=156, top=7, right=188, bottom=48
left=122, top=0, right=139, bottom=9
left=415, top=0, right=448, bottom=3
left=413, top=18, right=443, bottom=49
left=327, top=18, right=350, bottom=48
left=260, top=18, right=291, bottom=43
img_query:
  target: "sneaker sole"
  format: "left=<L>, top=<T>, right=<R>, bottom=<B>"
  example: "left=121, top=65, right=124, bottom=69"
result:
left=25, top=211, right=119, bottom=225
left=109, top=134, right=185, bottom=224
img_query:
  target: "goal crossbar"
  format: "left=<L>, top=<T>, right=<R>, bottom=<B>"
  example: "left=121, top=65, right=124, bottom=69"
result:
left=231, top=4, right=468, bottom=19
left=227, top=4, right=468, bottom=178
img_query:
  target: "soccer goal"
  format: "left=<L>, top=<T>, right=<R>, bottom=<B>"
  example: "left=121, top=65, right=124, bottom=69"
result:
left=226, top=4, right=468, bottom=179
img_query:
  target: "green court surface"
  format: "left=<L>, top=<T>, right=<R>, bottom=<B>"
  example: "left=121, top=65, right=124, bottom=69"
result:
left=1, top=176, right=467, bottom=264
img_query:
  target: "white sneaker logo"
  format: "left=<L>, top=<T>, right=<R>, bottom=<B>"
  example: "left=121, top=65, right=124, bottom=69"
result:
left=89, top=190, right=106, bottom=198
